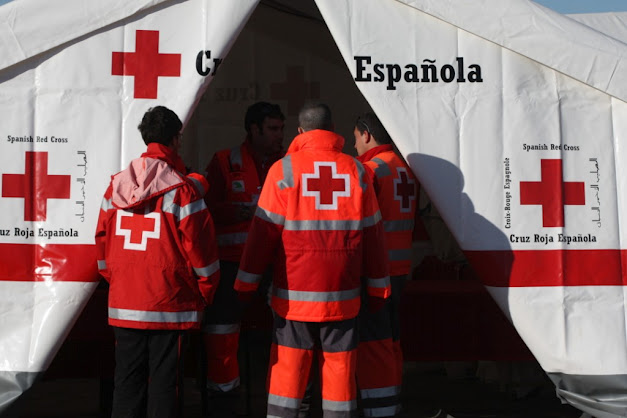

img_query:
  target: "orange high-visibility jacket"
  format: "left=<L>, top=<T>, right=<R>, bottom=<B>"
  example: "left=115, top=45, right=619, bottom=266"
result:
left=359, top=145, right=418, bottom=276
left=96, top=143, right=220, bottom=330
left=204, top=141, right=276, bottom=262
left=234, top=130, right=390, bottom=322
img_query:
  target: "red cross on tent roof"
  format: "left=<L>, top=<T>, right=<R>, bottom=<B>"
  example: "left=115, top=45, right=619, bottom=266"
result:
left=520, top=159, right=585, bottom=228
left=112, top=30, right=181, bottom=99
left=2, top=151, right=71, bottom=222
left=271, top=66, right=320, bottom=116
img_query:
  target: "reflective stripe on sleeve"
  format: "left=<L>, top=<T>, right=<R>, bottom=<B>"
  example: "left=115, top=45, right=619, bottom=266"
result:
left=101, top=198, right=113, bottom=211
left=179, top=199, right=207, bottom=220
left=383, top=219, right=415, bottom=232
left=162, top=190, right=207, bottom=221
left=367, top=276, right=391, bottom=289
left=273, top=287, right=360, bottom=302
left=362, top=211, right=382, bottom=228
left=321, top=399, right=357, bottom=412
left=97, top=260, right=107, bottom=270
left=277, top=156, right=294, bottom=190
left=217, top=232, right=248, bottom=246
left=354, top=158, right=368, bottom=191
left=388, top=248, right=412, bottom=261
left=371, top=158, right=392, bottom=177
left=237, top=269, right=262, bottom=284
left=194, top=260, right=220, bottom=277
left=203, top=323, right=241, bottom=334
left=255, top=206, right=285, bottom=226
left=109, top=308, right=199, bottom=323
left=188, top=176, right=207, bottom=195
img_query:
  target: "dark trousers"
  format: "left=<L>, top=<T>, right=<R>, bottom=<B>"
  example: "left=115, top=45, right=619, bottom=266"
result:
left=111, top=327, right=187, bottom=418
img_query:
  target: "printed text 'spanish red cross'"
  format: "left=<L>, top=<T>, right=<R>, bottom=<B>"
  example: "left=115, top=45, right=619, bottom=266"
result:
left=394, top=168, right=416, bottom=213
left=520, top=159, right=585, bottom=228
left=2, top=151, right=71, bottom=222
left=303, top=162, right=350, bottom=210
left=112, top=30, right=181, bottom=99
left=116, top=211, right=161, bottom=251
left=270, top=66, right=320, bottom=116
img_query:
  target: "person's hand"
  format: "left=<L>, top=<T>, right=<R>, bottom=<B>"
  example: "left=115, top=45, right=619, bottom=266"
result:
left=368, top=296, right=386, bottom=313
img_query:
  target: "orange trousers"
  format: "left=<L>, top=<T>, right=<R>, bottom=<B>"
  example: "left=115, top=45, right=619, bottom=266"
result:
left=267, top=315, right=358, bottom=418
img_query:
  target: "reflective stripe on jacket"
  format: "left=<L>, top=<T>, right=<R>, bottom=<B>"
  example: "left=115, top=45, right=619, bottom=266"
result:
left=234, top=130, right=390, bottom=322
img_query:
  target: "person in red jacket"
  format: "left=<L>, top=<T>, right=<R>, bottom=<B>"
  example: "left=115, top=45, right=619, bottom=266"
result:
left=354, top=112, right=418, bottom=417
left=202, top=102, right=285, bottom=406
left=234, top=102, right=390, bottom=418
left=95, top=106, right=220, bottom=418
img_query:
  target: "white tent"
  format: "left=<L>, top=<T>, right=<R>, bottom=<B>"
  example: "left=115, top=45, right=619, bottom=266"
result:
left=1, top=1, right=627, bottom=416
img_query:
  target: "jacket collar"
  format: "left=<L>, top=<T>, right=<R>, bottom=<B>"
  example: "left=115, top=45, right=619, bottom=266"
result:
left=286, top=130, right=345, bottom=155
left=357, top=144, right=394, bottom=164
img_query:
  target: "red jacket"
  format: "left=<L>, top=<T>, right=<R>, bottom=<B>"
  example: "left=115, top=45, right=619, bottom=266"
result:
left=96, top=143, right=220, bottom=330
left=234, top=130, right=390, bottom=322
left=204, top=141, right=280, bottom=262
left=358, top=145, right=418, bottom=276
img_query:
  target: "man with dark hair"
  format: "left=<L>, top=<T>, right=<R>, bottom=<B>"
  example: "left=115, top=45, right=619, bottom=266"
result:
left=202, top=101, right=285, bottom=409
left=354, top=111, right=418, bottom=417
left=95, top=106, right=220, bottom=418
left=234, top=102, right=390, bottom=418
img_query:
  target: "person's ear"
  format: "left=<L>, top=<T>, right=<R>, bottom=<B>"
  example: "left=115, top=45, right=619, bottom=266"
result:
left=297, top=127, right=305, bottom=134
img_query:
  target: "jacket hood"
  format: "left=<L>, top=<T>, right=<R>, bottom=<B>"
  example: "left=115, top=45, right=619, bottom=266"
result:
left=111, top=144, right=186, bottom=209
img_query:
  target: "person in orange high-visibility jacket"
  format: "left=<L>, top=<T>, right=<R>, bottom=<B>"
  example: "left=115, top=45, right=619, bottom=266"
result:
left=353, top=112, right=418, bottom=417
left=95, top=106, right=220, bottom=418
left=234, top=103, right=390, bottom=418
left=202, top=102, right=285, bottom=403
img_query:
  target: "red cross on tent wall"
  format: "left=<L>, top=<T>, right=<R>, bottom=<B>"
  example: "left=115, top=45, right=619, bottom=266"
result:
left=520, top=159, right=585, bottom=228
left=394, top=168, right=416, bottom=213
left=2, top=151, right=71, bottom=222
left=303, top=162, right=350, bottom=210
left=271, top=66, right=320, bottom=116
left=111, top=30, right=181, bottom=99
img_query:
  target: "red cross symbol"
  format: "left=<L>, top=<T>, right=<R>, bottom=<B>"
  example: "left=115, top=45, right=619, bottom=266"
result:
left=520, top=159, right=585, bottom=227
left=111, top=30, right=181, bottom=99
left=270, top=66, right=320, bottom=116
left=116, top=211, right=161, bottom=251
left=2, top=152, right=71, bottom=222
left=394, top=168, right=416, bottom=213
left=303, top=162, right=350, bottom=210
